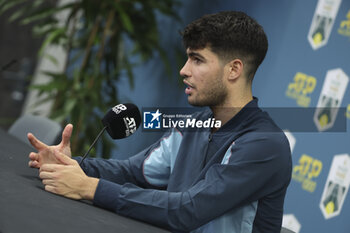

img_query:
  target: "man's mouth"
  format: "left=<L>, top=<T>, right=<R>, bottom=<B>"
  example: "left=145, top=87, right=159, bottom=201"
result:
left=183, top=80, right=195, bottom=95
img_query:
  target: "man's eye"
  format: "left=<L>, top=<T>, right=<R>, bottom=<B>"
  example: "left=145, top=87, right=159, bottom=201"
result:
left=193, top=57, right=202, bottom=64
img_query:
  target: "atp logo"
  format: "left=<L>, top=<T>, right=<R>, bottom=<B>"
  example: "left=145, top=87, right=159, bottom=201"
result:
left=338, top=10, right=350, bottom=38
left=286, top=72, right=317, bottom=107
left=292, top=154, right=323, bottom=193
left=143, top=109, right=162, bottom=129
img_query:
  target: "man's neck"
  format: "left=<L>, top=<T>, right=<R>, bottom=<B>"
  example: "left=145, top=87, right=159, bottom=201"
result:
left=210, top=95, right=253, bottom=132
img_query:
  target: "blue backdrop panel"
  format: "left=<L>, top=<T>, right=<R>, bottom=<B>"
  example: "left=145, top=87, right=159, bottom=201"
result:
left=113, top=1, right=350, bottom=232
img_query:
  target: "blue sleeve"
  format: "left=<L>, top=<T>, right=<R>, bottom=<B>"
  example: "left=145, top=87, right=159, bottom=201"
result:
left=74, top=152, right=152, bottom=188
left=92, top=133, right=292, bottom=232
left=74, top=128, right=183, bottom=188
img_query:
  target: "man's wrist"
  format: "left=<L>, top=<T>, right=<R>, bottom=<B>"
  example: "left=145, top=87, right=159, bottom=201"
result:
left=82, top=177, right=99, bottom=200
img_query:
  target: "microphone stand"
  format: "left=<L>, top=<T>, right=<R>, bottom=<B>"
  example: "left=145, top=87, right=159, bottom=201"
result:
left=79, top=126, right=107, bottom=165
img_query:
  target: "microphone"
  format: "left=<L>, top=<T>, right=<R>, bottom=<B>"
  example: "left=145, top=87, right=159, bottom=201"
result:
left=102, top=103, right=141, bottom=139
left=79, top=103, right=141, bottom=165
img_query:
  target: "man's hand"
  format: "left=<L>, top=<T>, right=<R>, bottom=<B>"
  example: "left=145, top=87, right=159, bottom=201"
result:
left=28, top=124, right=73, bottom=168
left=39, top=150, right=99, bottom=200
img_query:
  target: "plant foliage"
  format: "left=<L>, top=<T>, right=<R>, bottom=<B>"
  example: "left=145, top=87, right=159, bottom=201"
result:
left=0, top=0, right=180, bottom=157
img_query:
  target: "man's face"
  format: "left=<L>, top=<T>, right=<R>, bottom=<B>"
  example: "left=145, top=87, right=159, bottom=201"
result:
left=180, top=47, right=228, bottom=107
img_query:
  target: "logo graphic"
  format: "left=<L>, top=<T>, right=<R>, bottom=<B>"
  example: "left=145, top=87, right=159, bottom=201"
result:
left=142, top=108, right=221, bottom=131
left=112, top=104, right=127, bottom=114
left=292, top=154, right=323, bottom=193
left=338, top=10, right=350, bottom=38
left=320, top=154, right=350, bottom=219
left=143, top=109, right=162, bottom=129
left=124, top=117, right=137, bottom=136
left=308, top=0, right=342, bottom=50
left=314, top=68, right=349, bottom=131
left=286, top=72, right=317, bottom=107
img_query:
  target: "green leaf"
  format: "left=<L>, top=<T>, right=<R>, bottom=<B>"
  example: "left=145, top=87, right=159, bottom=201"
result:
left=40, top=70, right=66, bottom=79
left=30, top=82, right=60, bottom=92
left=113, top=3, right=134, bottom=33
left=43, top=53, right=59, bottom=66
left=65, top=3, right=80, bottom=28
left=32, top=0, right=44, bottom=8
left=20, top=8, right=56, bottom=25
left=64, top=99, right=77, bottom=114
left=20, top=2, right=77, bottom=25
left=28, top=92, right=55, bottom=105
left=32, top=24, right=56, bottom=37
left=122, top=56, right=134, bottom=88
left=0, top=0, right=6, bottom=8
left=8, top=7, right=26, bottom=22
left=0, top=0, right=26, bottom=15
left=38, top=28, right=67, bottom=56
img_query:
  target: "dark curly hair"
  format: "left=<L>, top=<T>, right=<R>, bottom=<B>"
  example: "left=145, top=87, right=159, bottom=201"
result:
left=181, top=11, right=268, bottom=82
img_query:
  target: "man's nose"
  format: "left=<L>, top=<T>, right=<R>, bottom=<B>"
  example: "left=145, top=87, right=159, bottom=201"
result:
left=179, top=60, right=191, bottom=78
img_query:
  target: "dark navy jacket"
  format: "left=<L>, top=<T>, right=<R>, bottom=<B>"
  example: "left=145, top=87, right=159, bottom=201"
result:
left=76, top=98, right=292, bottom=233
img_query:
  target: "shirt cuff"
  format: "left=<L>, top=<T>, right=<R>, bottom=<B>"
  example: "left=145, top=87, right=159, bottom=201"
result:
left=93, top=178, right=122, bottom=211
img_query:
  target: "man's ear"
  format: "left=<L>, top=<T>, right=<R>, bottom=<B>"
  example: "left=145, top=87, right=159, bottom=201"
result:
left=227, top=59, right=243, bottom=81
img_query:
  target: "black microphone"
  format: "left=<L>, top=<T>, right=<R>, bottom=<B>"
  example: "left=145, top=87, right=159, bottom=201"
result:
left=79, top=103, right=141, bottom=165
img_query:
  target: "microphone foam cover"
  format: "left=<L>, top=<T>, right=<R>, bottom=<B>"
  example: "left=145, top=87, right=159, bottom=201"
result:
left=102, top=103, right=141, bottom=139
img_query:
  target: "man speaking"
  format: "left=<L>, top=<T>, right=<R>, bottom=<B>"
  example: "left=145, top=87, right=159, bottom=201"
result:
left=28, top=11, right=292, bottom=233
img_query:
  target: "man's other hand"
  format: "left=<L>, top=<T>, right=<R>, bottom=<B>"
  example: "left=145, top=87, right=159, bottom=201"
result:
left=27, top=124, right=73, bottom=168
left=39, top=150, right=98, bottom=200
